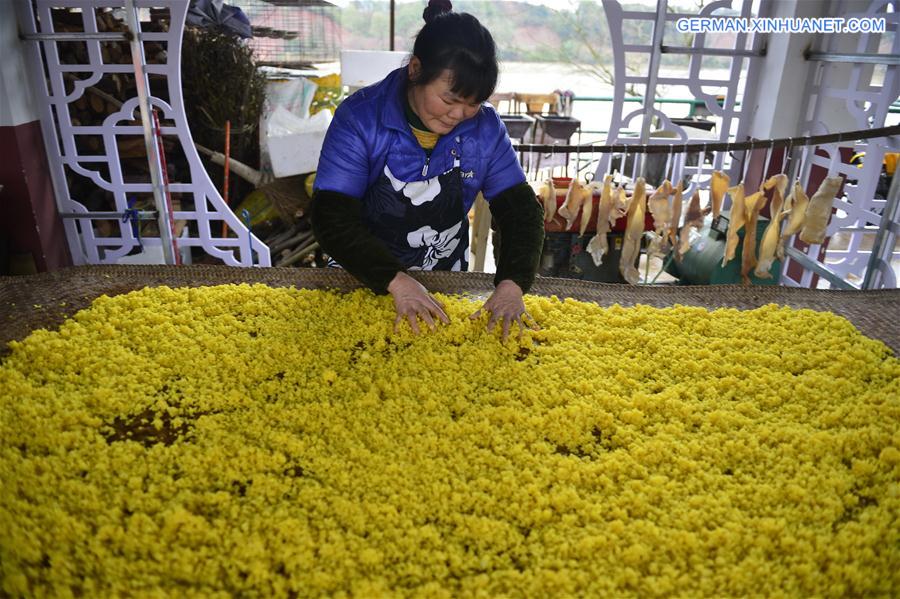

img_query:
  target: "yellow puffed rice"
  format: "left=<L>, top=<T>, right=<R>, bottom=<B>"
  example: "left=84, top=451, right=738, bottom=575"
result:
left=0, top=284, right=898, bottom=598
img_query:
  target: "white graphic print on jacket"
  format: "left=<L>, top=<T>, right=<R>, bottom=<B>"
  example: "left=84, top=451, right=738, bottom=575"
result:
left=384, top=164, right=463, bottom=271
left=407, top=222, right=463, bottom=270
left=384, top=164, right=441, bottom=206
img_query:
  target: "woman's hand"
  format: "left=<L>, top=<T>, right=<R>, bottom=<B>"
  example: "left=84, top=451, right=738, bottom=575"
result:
left=470, top=279, right=537, bottom=342
left=388, top=271, right=450, bottom=334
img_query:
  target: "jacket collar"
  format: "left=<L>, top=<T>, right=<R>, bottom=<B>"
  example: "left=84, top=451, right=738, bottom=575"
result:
left=381, top=67, right=478, bottom=139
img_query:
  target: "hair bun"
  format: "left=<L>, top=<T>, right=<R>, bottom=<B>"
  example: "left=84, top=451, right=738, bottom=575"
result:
left=423, top=0, right=452, bottom=23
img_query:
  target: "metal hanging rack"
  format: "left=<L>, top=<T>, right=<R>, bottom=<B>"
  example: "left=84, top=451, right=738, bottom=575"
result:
left=660, top=45, right=766, bottom=58
left=804, top=50, right=900, bottom=66
left=514, top=123, right=900, bottom=291
left=512, top=124, right=900, bottom=154
left=59, top=211, right=157, bottom=220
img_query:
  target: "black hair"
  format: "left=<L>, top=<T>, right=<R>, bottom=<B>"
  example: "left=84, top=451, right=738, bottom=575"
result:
left=409, top=0, right=498, bottom=104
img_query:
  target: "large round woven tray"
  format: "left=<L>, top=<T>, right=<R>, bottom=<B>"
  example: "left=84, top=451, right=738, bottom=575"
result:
left=1, top=265, right=898, bottom=355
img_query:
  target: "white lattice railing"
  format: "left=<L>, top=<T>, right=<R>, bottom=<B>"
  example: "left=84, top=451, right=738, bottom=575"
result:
left=594, top=0, right=764, bottom=200
left=782, top=0, right=899, bottom=289
left=592, top=0, right=899, bottom=290
left=16, top=0, right=270, bottom=266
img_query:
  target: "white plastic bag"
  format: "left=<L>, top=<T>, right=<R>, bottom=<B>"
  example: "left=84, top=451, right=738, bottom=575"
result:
left=265, top=107, right=333, bottom=178
left=258, top=76, right=319, bottom=178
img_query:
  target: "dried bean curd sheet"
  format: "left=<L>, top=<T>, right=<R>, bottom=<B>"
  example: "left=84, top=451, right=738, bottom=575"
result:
left=1, top=285, right=898, bottom=597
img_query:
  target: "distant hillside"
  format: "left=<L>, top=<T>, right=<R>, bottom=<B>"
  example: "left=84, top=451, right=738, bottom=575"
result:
left=336, top=2, right=734, bottom=64
left=338, top=1, right=613, bottom=62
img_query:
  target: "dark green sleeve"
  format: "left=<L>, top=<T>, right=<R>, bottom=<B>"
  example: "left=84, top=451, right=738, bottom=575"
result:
left=489, top=182, right=545, bottom=293
left=309, top=189, right=404, bottom=295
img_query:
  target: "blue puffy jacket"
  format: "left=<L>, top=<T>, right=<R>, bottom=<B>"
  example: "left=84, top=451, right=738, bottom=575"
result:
left=313, top=67, right=525, bottom=212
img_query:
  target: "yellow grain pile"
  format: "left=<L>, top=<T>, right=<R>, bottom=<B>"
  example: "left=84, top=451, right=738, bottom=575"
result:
left=1, top=285, right=898, bottom=597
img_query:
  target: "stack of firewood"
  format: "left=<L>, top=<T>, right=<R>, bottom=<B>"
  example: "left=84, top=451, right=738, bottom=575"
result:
left=53, top=8, right=181, bottom=238
left=230, top=174, right=322, bottom=268
left=54, top=7, right=168, bottom=125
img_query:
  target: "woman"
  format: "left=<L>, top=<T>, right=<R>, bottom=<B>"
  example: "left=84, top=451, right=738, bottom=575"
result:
left=311, top=0, right=544, bottom=341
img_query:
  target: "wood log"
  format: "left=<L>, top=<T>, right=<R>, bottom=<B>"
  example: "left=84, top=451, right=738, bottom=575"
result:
left=74, top=43, right=87, bottom=63
left=117, top=137, right=146, bottom=158
left=277, top=241, right=319, bottom=267
left=263, top=223, right=300, bottom=248
left=117, top=137, right=177, bottom=159
left=65, top=75, right=123, bottom=110
left=269, top=231, right=314, bottom=256
left=194, top=143, right=262, bottom=186
left=52, top=8, right=83, bottom=28
left=89, top=93, right=105, bottom=113
left=111, top=74, right=122, bottom=97
left=100, top=12, right=117, bottom=32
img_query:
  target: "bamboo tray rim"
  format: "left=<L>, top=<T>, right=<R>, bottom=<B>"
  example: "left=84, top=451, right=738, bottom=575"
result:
left=1, top=265, right=897, bottom=355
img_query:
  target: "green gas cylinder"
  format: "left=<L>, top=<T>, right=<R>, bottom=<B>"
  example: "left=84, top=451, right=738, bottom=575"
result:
left=665, top=213, right=781, bottom=285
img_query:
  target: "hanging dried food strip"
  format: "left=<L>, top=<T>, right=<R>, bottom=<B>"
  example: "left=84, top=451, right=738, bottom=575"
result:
left=559, top=178, right=588, bottom=231
left=648, top=180, right=673, bottom=234
left=711, top=170, right=730, bottom=220
left=722, top=183, right=747, bottom=267
left=676, top=190, right=705, bottom=261
left=799, top=176, right=844, bottom=245
left=586, top=174, right=615, bottom=266
left=620, top=178, right=647, bottom=284
left=579, top=181, right=594, bottom=237
left=668, top=181, right=684, bottom=249
left=646, top=180, right=673, bottom=260
left=740, top=189, right=767, bottom=284
left=779, top=180, right=810, bottom=259
left=755, top=174, right=788, bottom=278
left=610, top=185, right=629, bottom=226
left=539, top=177, right=556, bottom=223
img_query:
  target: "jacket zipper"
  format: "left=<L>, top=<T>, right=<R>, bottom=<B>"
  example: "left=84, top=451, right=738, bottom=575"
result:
left=421, top=156, right=430, bottom=177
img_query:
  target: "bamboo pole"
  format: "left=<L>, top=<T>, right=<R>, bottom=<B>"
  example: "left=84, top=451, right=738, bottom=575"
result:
left=221, top=120, right=232, bottom=238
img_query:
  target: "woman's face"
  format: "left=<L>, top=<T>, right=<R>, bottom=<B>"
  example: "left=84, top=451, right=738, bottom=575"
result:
left=407, top=58, right=481, bottom=135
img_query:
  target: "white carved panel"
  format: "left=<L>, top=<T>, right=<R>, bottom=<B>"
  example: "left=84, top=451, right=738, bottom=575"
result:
left=782, top=0, right=899, bottom=289
left=16, top=0, right=270, bottom=266
left=596, top=0, right=765, bottom=198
